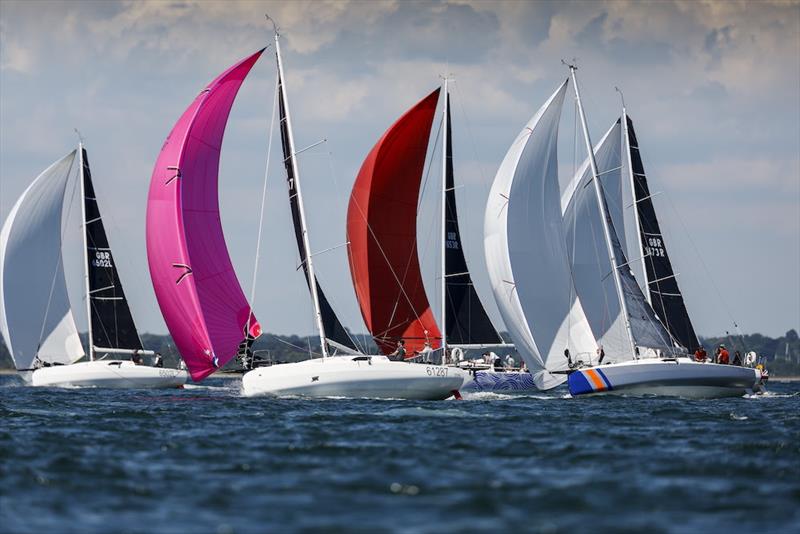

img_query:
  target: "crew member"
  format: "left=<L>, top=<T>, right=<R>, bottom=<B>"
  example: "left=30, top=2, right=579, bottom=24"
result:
left=389, top=340, right=407, bottom=361
left=733, top=350, right=742, bottom=366
left=153, top=353, right=164, bottom=368
left=694, top=346, right=707, bottom=362
left=597, top=346, right=606, bottom=364
left=718, top=344, right=730, bottom=365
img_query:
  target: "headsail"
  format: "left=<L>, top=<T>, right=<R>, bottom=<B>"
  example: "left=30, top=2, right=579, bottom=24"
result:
left=564, top=119, right=676, bottom=359
left=275, top=48, right=358, bottom=354
left=347, top=90, right=442, bottom=355
left=442, top=92, right=503, bottom=346
left=484, top=81, right=596, bottom=389
left=0, top=152, right=84, bottom=370
left=146, top=50, right=264, bottom=381
left=81, top=147, right=144, bottom=354
left=624, top=115, right=699, bottom=351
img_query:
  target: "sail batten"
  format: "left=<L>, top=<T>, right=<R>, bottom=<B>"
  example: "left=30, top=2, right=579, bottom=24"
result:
left=146, top=50, right=264, bottom=381
left=347, top=90, right=442, bottom=355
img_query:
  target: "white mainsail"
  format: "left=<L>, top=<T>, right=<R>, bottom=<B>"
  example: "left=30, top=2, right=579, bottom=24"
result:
left=484, top=81, right=596, bottom=389
left=0, top=151, right=84, bottom=370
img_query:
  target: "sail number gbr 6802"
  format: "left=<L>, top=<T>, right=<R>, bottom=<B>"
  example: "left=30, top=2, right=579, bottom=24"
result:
left=426, top=366, right=448, bottom=377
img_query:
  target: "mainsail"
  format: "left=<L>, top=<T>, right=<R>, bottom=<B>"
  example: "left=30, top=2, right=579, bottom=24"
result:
left=484, top=81, right=596, bottom=389
left=624, top=115, right=699, bottom=351
left=442, top=92, right=503, bottom=346
left=0, top=152, right=84, bottom=370
left=276, top=54, right=357, bottom=354
left=347, top=90, right=442, bottom=355
left=146, top=50, right=263, bottom=381
left=81, top=147, right=143, bottom=354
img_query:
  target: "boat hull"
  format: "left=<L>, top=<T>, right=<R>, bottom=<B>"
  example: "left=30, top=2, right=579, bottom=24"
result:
left=241, top=355, right=466, bottom=399
left=30, top=360, right=187, bottom=389
left=568, top=358, right=762, bottom=398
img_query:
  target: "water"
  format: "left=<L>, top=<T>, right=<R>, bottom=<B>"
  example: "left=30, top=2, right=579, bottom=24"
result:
left=1, top=375, right=798, bottom=533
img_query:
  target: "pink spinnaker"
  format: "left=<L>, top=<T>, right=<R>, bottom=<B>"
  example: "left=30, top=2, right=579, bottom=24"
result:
left=146, top=50, right=264, bottom=381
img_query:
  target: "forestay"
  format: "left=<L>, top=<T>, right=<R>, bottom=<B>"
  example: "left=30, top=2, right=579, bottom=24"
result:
left=484, top=81, right=596, bottom=390
left=146, top=50, right=263, bottom=381
left=0, top=152, right=84, bottom=369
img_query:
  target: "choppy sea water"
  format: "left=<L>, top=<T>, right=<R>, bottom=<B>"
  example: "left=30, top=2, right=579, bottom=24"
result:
left=1, top=374, right=798, bottom=534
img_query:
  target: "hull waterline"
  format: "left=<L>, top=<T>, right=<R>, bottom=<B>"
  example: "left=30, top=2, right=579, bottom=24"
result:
left=242, top=355, right=465, bottom=399
left=568, top=358, right=763, bottom=399
left=30, top=360, right=187, bottom=389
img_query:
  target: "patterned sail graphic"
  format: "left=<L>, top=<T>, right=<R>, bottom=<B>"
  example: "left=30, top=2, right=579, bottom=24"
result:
left=81, top=148, right=143, bottom=352
left=0, top=152, right=84, bottom=370
left=484, top=81, right=596, bottom=390
left=626, top=115, right=699, bottom=351
left=443, top=93, right=503, bottom=346
left=347, top=90, right=442, bottom=355
left=146, top=50, right=263, bottom=381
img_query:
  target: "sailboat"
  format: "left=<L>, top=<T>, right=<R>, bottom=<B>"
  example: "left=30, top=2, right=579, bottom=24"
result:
left=484, top=63, right=761, bottom=398
left=559, top=78, right=763, bottom=398
left=145, top=26, right=464, bottom=398
left=346, top=79, right=529, bottom=391
left=0, top=144, right=187, bottom=388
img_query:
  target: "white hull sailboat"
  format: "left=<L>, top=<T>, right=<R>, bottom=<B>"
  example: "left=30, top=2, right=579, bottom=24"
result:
left=145, top=22, right=463, bottom=399
left=568, top=358, right=763, bottom=398
left=482, top=66, right=762, bottom=399
left=241, top=27, right=464, bottom=399
left=242, top=355, right=463, bottom=399
left=30, top=360, right=186, bottom=389
left=0, top=144, right=186, bottom=389
left=560, top=67, right=762, bottom=398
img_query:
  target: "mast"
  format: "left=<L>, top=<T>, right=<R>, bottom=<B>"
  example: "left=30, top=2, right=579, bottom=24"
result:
left=440, top=77, right=448, bottom=361
left=273, top=30, right=329, bottom=359
left=568, top=65, right=637, bottom=359
left=617, top=88, right=651, bottom=304
left=77, top=137, right=94, bottom=361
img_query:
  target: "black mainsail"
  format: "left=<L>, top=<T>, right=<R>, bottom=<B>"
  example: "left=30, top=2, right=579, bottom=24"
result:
left=625, top=115, right=699, bottom=351
left=277, top=70, right=358, bottom=353
left=443, top=93, right=503, bottom=346
left=81, top=147, right=144, bottom=354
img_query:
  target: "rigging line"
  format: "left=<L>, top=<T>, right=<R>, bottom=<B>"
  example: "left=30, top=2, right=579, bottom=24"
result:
left=247, top=63, right=280, bottom=328
left=662, top=180, right=749, bottom=345
left=36, top=154, right=79, bottom=358
left=324, top=149, right=367, bottom=354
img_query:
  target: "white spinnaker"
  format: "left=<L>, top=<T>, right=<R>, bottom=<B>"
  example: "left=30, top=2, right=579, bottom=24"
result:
left=0, top=151, right=84, bottom=370
left=484, top=81, right=596, bottom=390
left=562, top=120, right=675, bottom=361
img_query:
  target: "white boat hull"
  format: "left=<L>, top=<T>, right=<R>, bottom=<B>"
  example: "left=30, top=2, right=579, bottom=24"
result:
left=29, top=360, right=187, bottom=389
left=241, top=355, right=466, bottom=399
left=568, top=358, right=763, bottom=398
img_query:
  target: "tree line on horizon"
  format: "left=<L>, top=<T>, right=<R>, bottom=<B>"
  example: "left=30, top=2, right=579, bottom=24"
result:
left=2, top=329, right=799, bottom=376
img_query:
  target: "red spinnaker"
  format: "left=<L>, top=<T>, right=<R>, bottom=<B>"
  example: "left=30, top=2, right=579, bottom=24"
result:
left=346, top=89, right=442, bottom=355
left=146, top=50, right=263, bottom=381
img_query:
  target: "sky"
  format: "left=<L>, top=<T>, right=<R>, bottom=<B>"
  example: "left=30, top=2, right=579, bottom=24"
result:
left=1, top=0, right=798, bottom=342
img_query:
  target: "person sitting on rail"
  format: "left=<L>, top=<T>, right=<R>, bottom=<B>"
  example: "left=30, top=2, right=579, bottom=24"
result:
left=389, top=340, right=407, bottom=361
left=694, top=346, right=708, bottom=362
